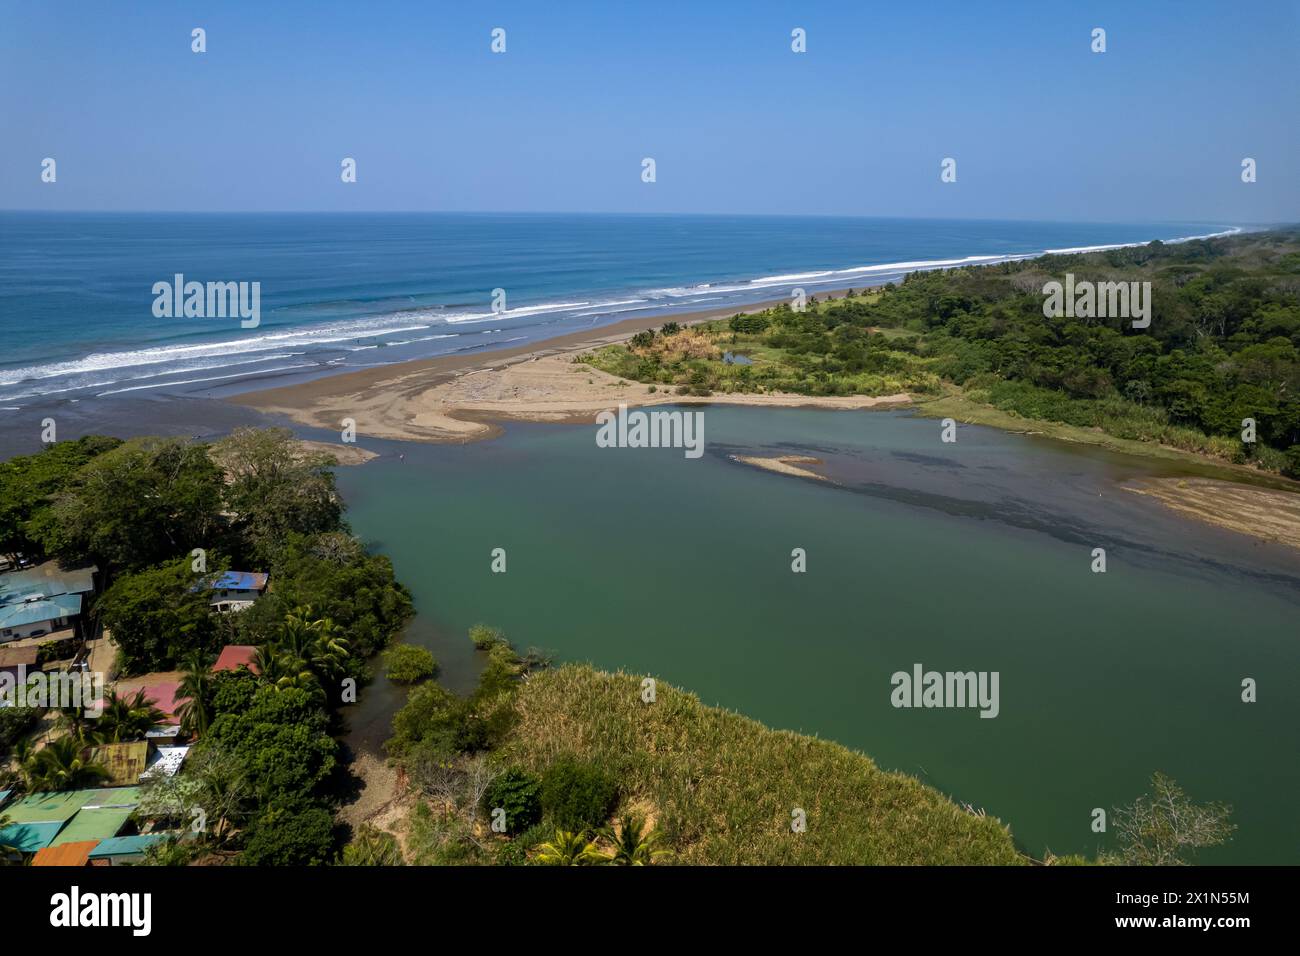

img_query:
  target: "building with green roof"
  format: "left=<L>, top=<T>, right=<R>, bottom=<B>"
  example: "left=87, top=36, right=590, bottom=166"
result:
left=0, top=785, right=141, bottom=852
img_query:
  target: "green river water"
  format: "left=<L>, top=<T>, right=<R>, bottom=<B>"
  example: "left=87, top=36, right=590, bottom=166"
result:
left=333, top=406, right=1300, bottom=864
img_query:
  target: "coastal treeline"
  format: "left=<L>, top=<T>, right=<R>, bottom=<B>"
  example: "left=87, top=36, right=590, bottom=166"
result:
left=583, top=229, right=1300, bottom=475
left=0, top=427, right=413, bottom=865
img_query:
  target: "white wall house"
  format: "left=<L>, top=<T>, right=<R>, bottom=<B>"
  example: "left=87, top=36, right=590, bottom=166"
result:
left=0, top=564, right=96, bottom=644
left=207, top=571, right=269, bottom=613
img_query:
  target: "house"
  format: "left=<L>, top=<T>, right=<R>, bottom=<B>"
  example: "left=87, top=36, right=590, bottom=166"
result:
left=0, top=562, right=97, bottom=643
left=139, top=680, right=183, bottom=725
left=206, top=571, right=268, bottom=613
left=91, top=740, right=189, bottom=785
left=0, top=643, right=38, bottom=683
left=29, top=831, right=176, bottom=867
left=90, top=741, right=151, bottom=786
left=141, top=744, right=190, bottom=780
left=212, top=644, right=260, bottom=675
left=32, top=840, right=100, bottom=867
left=145, top=724, right=182, bottom=744
left=87, top=833, right=175, bottom=865
left=0, top=786, right=143, bottom=854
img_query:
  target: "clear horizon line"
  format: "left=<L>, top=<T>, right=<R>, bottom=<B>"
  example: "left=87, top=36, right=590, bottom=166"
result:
left=0, top=208, right=1276, bottom=228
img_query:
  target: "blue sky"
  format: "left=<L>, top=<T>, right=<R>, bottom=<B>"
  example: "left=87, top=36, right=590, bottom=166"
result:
left=1, top=0, right=1296, bottom=221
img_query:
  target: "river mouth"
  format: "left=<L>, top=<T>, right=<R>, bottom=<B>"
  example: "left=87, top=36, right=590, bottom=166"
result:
left=334, top=406, right=1300, bottom=864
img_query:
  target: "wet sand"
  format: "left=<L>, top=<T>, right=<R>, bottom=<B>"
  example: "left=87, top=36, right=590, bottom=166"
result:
left=229, top=289, right=905, bottom=443
left=1125, top=476, right=1300, bottom=551
left=0, top=393, right=273, bottom=460
left=731, top=454, right=832, bottom=482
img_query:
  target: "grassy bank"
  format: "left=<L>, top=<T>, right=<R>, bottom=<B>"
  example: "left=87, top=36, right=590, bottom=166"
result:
left=912, top=386, right=1300, bottom=491
left=376, top=637, right=1236, bottom=867
left=579, top=229, right=1300, bottom=479
left=498, top=664, right=1024, bottom=865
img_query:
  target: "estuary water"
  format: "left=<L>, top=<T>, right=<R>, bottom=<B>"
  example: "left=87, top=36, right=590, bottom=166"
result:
left=334, top=406, right=1300, bottom=864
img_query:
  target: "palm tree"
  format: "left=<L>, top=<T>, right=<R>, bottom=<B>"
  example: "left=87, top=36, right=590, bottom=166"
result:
left=11, top=739, right=35, bottom=768
left=253, top=643, right=318, bottom=691
left=92, top=689, right=165, bottom=743
left=0, top=813, right=20, bottom=863
left=23, top=737, right=109, bottom=792
left=175, top=651, right=213, bottom=737
left=275, top=606, right=315, bottom=659
left=308, top=617, right=350, bottom=681
left=534, top=829, right=604, bottom=866
left=54, top=702, right=93, bottom=742
left=256, top=607, right=350, bottom=692
left=283, top=606, right=350, bottom=679
left=601, top=813, right=671, bottom=865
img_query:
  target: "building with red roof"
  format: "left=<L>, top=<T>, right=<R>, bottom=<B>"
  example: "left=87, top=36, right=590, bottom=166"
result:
left=32, top=840, right=99, bottom=867
left=140, top=680, right=182, bottom=725
left=212, top=644, right=260, bottom=675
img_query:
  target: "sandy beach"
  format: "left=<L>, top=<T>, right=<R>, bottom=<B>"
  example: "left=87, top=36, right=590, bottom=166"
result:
left=232, top=290, right=910, bottom=444
left=1124, top=477, right=1300, bottom=551
left=232, top=292, right=1300, bottom=553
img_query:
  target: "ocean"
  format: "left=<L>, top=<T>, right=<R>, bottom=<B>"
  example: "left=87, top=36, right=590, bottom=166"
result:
left=2, top=210, right=1293, bottom=863
left=0, top=212, right=1240, bottom=408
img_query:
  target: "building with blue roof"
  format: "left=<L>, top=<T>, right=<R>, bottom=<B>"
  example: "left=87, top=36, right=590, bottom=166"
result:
left=88, top=833, right=175, bottom=864
left=0, top=786, right=143, bottom=853
left=0, top=561, right=96, bottom=643
left=205, top=570, right=269, bottom=613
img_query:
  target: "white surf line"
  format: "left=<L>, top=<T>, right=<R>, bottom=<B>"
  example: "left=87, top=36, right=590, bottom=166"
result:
left=96, top=363, right=318, bottom=395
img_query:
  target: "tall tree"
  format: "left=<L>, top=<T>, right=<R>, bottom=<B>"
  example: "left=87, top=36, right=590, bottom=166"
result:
left=41, top=437, right=225, bottom=571
left=0, top=436, right=121, bottom=562
left=212, top=427, right=343, bottom=563
left=175, top=651, right=215, bottom=738
left=95, top=558, right=218, bottom=674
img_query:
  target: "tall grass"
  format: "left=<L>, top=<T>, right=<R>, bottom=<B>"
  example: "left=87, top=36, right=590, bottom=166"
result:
left=501, top=665, right=1026, bottom=865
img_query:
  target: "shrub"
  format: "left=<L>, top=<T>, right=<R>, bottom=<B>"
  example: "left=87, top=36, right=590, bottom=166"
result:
left=389, top=683, right=488, bottom=756
left=494, top=837, right=529, bottom=866
left=483, top=768, right=543, bottom=833
left=239, top=802, right=337, bottom=866
left=406, top=801, right=486, bottom=865
left=495, top=821, right=551, bottom=866
left=540, top=757, right=619, bottom=830
left=729, top=313, right=770, bottom=334
left=341, top=825, right=404, bottom=866
left=0, top=706, right=40, bottom=758
left=469, top=623, right=505, bottom=649
left=1284, top=445, right=1300, bottom=480
left=384, top=644, right=438, bottom=684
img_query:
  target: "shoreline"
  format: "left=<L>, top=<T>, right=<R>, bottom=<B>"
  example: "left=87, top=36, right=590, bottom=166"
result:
left=1123, top=477, right=1300, bottom=552
left=7, top=223, right=1244, bottom=414
left=231, top=287, right=911, bottom=443
left=230, top=286, right=1300, bottom=553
